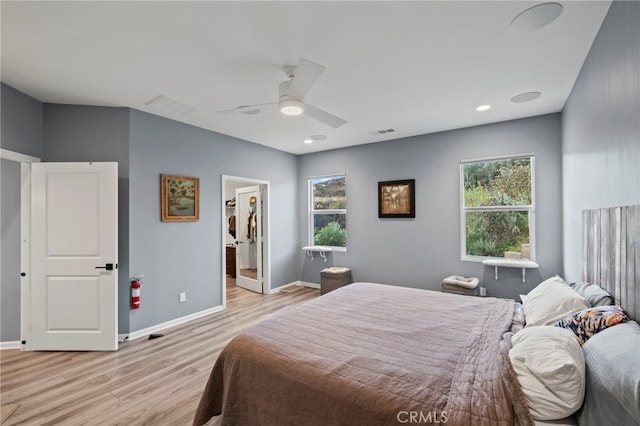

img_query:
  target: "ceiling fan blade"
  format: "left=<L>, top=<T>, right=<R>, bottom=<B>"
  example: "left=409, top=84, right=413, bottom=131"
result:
left=303, top=103, right=347, bottom=129
left=288, top=58, right=325, bottom=99
left=217, top=102, right=276, bottom=115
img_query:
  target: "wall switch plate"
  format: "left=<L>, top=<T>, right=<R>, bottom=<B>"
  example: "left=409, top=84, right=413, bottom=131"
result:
left=179, top=292, right=186, bottom=303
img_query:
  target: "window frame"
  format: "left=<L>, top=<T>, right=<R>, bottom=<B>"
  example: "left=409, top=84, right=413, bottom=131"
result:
left=459, top=154, right=535, bottom=262
left=308, top=173, right=347, bottom=252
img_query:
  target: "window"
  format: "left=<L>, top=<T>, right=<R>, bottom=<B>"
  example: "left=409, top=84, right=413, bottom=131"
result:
left=460, top=155, right=534, bottom=260
left=309, top=174, right=346, bottom=250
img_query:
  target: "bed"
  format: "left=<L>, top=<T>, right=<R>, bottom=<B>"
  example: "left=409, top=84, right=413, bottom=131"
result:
left=194, top=205, right=639, bottom=426
left=194, top=282, right=532, bottom=426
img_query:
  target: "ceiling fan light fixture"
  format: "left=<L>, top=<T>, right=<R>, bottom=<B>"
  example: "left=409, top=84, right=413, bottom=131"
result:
left=280, top=99, right=305, bottom=116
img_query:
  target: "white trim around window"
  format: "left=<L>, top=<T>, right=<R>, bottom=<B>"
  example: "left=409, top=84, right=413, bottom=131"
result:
left=460, top=154, right=535, bottom=262
left=308, top=173, right=347, bottom=252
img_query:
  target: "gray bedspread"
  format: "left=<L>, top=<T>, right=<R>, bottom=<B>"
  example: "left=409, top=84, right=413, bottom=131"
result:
left=194, top=282, right=533, bottom=426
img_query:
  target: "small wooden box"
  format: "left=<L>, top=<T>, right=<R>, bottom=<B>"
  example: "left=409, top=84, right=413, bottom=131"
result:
left=321, top=267, right=352, bottom=295
left=441, top=283, right=479, bottom=296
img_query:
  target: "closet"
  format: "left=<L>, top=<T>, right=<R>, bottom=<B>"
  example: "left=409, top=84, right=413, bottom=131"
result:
left=225, top=197, right=236, bottom=278
left=222, top=177, right=267, bottom=295
left=223, top=188, right=259, bottom=282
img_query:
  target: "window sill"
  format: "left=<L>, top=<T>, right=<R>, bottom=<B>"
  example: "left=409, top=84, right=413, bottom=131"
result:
left=462, top=256, right=537, bottom=264
left=302, top=245, right=333, bottom=252
left=302, top=245, right=342, bottom=261
left=481, top=258, right=539, bottom=283
left=482, top=258, right=539, bottom=268
left=329, top=246, right=347, bottom=253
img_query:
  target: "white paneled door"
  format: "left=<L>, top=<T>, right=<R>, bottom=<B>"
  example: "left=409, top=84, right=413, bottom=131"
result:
left=30, top=162, right=118, bottom=351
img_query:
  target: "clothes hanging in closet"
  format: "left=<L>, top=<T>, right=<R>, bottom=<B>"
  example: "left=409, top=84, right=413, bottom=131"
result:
left=228, top=215, right=236, bottom=239
left=246, top=209, right=257, bottom=243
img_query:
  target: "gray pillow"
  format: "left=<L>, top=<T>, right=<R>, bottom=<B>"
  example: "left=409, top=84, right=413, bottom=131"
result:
left=569, top=282, right=614, bottom=307
left=577, top=321, right=640, bottom=426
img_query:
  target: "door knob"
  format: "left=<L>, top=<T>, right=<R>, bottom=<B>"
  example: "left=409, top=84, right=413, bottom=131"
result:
left=95, top=263, right=115, bottom=270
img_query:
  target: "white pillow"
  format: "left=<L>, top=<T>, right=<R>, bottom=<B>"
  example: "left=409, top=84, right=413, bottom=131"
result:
left=509, top=326, right=585, bottom=420
left=524, top=276, right=589, bottom=326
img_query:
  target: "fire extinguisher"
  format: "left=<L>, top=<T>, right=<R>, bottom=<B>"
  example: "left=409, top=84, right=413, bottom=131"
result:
left=131, top=277, right=142, bottom=309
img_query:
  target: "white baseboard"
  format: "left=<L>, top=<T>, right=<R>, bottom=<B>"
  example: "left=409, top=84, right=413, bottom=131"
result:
left=3, top=306, right=228, bottom=349
left=270, top=281, right=320, bottom=293
left=268, top=281, right=296, bottom=293
left=0, top=341, right=21, bottom=350
left=3, top=282, right=320, bottom=350
left=300, top=281, right=320, bottom=289
left=126, top=305, right=225, bottom=342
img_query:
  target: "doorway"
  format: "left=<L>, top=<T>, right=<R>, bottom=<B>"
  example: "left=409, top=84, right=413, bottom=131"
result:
left=2, top=150, right=119, bottom=351
left=221, top=175, right=270, bottom=307
left=0, top=148, right=39, bottom=350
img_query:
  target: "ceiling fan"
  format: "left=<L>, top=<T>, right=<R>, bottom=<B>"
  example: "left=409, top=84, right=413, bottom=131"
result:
left=217, top=58, right=347, bottom=129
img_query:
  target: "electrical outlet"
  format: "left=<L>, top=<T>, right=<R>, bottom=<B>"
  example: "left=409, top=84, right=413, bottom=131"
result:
left=179, top=292, right=186, bottom=303
left=479, top=287, right=487, bottom=297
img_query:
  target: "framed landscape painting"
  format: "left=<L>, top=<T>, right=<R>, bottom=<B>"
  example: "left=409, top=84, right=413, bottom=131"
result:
left=378, top=179, right=415, bottom=218
left=161, top=174, right=199, bottom=222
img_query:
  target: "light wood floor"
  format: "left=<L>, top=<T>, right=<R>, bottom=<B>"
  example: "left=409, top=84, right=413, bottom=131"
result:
left=0, top=280, right=319, bottom=425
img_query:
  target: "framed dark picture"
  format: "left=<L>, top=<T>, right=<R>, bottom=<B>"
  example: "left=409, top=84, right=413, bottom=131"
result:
left=161, top=174, right=199, bottom=222
left=378, top=179, right=415, bottom=218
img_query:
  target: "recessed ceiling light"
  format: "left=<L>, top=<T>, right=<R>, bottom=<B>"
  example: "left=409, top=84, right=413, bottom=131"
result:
left=476, top=104, right=491, bottom=112
left=511, top=91, right=542, bottom=103
left=303, top=139, right=313, bottom=144
left=511, top=3, right=563, bottom=31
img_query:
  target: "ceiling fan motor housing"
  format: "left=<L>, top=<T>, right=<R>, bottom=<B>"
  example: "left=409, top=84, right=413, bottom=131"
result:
left=279, top=81, right=304, bottom=115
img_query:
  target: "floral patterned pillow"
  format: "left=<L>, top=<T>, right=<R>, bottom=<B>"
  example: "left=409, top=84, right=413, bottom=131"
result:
left=555, top=305, right=629, bottom=345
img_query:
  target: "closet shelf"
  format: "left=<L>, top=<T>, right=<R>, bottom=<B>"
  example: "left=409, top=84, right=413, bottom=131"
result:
left=302, top=246, right=333, bottom=262
left=482, top=258, right=539, bottom=283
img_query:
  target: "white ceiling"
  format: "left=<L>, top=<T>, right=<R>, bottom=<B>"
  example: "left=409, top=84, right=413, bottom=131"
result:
left=1, top=1, right=611, bottom=155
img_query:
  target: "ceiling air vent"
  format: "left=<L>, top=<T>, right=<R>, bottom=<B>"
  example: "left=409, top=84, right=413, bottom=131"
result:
left=145, top=95, right=196, bottom=116
left=369, top=128, right=396, bottom=136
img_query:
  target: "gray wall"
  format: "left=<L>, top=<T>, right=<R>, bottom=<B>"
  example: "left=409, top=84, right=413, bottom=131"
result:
left=562, top=1, right=640, bottom=283
left=1, top=83, right=43, bottom=158
left=7, top=101, right=298, bottom=338
left=299, top=114, right=564, bottom=300
left=128, top=110, right=298, bottom=331
left=0, top=84, right=43, bottom=342
left=43, top=104, right=131, bottom=334
left=1, top=159, right=21, bottom=341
